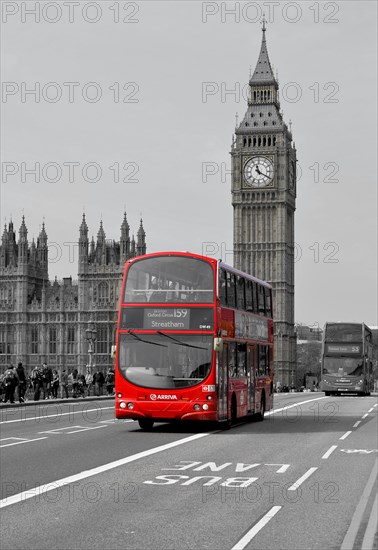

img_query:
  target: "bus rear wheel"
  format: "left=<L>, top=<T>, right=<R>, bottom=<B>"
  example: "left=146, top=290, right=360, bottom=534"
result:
left=138, top=418, right=154, bottom=430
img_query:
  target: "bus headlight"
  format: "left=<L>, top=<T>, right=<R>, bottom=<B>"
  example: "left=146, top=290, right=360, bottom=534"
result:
left=127, top=402, right=134, bottom=410
left=120, top=402, right=126, bottom=409
left=202, top=404, right=209, bottom=410
left=117, top=392, right=122, bottom=398
left=193, top=404, right=200, bottom=411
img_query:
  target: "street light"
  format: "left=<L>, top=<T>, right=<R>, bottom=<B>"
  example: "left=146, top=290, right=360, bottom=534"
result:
left=86, top=322, right=97, bottom=374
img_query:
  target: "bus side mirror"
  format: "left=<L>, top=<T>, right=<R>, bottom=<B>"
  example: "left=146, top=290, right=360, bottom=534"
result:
left=214, top=338, right=223, bottom=352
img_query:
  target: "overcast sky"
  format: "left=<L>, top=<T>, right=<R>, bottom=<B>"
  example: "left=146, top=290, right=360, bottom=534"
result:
left=1, top=1, right=377, bottom=329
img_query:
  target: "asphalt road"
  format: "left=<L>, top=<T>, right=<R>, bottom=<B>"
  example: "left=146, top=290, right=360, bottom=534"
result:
left=1, top=393, right=377, bottom=550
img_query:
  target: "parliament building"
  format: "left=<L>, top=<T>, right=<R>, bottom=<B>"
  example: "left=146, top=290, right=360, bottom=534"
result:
left=0, top=214, right=146, bottom=374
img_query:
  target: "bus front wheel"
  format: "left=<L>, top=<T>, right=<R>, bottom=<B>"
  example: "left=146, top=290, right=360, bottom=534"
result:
left=255, top=395, right=265, bottom=422
left=138, top=418, right=154, bottom=430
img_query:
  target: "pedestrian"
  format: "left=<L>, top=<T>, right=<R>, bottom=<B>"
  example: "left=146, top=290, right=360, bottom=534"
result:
left=16, top=362, right=26, bottom=403
left=31, top=365, right=43, bottom=400
left=51, top=369, right=59, bottom=398
left=85, top=366, right=93, bottom=397
left=2, top=365, right=18, bottom=403
left=42, top=363, right=53, bottom=399
left=77, top=372, right=86, bottom=397
left=72, top=369, right=79, bottom=398
left=60, top=370, right=69, bottom=398
left=93, top=369, right=105, bottom=396
left=105, top=368, right=115, bottom=396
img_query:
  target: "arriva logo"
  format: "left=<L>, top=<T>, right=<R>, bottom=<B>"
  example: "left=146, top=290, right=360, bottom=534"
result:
left=150, top=394, right=177, bottom=400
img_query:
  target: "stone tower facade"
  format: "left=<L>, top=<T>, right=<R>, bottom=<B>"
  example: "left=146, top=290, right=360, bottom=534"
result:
left=231, top=23, right=297, bottom=386
left=0, top=214, right=146, bottom=374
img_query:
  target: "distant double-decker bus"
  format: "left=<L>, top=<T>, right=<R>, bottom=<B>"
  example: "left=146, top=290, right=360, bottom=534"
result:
left=321, top=322, right=374, bottom=396
left=115, top=251, right=274, bottom=429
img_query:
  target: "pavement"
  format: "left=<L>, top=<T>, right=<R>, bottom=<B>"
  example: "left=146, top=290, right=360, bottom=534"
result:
left=0, top=395, right=115, bottom=409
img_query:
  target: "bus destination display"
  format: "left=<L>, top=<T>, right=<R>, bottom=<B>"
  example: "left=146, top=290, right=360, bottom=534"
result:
left=120, top=307, right=214, bottom=331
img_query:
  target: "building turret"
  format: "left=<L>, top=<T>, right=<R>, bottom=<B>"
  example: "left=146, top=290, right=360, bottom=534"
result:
left=37, top=222, right=48, bottom=274
left=136, top=219, right=146, bottom=256
left=78, top=214, right=89, bottom=265
left=96, top=221, right=107, bottom=265
left=18, top=216, right=28, bottom=265
left=0, top=225, right=8, bottom=268
left=120, top=212, right=130, bottom=264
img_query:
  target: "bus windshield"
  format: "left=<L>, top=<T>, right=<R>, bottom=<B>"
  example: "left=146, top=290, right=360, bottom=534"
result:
left=118, top=333, right=213, bottom=389
left=325, top=324, right=362, bottom=342
left=323, top=357, right=364, bottom=376
left=123, top=256, right=214, bottom=303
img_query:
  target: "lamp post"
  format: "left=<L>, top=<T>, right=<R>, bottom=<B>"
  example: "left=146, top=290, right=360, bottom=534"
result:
left=85, top=322, right=97, bottom=375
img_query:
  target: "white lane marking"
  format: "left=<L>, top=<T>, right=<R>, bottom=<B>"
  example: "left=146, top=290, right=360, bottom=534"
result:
left=340, top=431, right=352, bottom=440
left=265, top=464, right=290, bottom=473
left=67, top=425, right=107, bottom=434
left=0, top=406, right=114, bottom=424
left=340, top=460, right=378, bottom=550
left=0, top=437, right=48, bottom=448
left=38, top=426, right=83, bottom=435
left=322, top=445, right=338, bottom=459
left=266, top=396, right=328, bottom=417
left=288, top=467, right=318, bottom=491
left=1, top=396, right=326, bottom=425
left=353, top=421, right=361, bottom=428
left=361, top=493, right=378, bottom=549
left=362, top=414, right=369, bottom=419
left=368, top=407, right=375, bottom=413
left=0, top=432, right=210, bottom=509
left=0, top=437, right=27, bottom=442
left=231, top=506, right=282, bottom=550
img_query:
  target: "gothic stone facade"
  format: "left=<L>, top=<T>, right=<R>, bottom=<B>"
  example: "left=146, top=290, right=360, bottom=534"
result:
left=0, top=214, right=146, bottom=375
left=231, top=24, right=297, bottom=385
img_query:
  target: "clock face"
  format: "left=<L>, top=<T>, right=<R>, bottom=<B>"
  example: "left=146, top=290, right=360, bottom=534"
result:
left=244, top=156, right=274, bottom=187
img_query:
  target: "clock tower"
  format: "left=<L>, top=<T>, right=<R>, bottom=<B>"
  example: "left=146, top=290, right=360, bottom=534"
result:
left=231, top=21, right=297, bottom=386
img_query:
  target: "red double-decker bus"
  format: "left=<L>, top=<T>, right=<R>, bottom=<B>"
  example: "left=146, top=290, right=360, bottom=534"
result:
left=115, top=252, right=274, bottom=429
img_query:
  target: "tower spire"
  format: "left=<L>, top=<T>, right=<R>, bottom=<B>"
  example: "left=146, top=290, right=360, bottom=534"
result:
left=250, top=17, right=276, bottom=86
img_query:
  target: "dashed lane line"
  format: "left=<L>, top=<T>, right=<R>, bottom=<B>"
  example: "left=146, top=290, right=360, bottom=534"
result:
left=287, top=467, right=318, bottom=491
left=340, top=431, right=352, bottom=440
left=322, top=445, right=338, bottom=460
left=231, top=506, right=282, bottom=550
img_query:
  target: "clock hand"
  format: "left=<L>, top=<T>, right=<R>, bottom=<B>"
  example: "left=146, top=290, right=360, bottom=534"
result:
left=255, top=166, right=262, bottom=175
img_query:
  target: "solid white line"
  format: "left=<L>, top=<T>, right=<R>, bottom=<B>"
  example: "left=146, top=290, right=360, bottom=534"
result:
left=266, top=396, right=328, bottom=417
left=340, top=460, right=377, bottom=550
left=340, top=431, right=352, bottom=440
left=0, top=406, right=114, bottom=424
left=231, top=506, right=282, bottom=550
left=0, top=437, right=27, bottom=442
left=0, top=437, right=48, bottom=448
left=361, top=493, right=378, bottom=549
left=322, top=445, right=338, bottom=459
left=288, top=467, right=318, bottom=491
left=362, top=414, right=369, bottom=419
left=0, top=432, right=210, bottom=509
left=353, top=421, right=361, bottom=428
